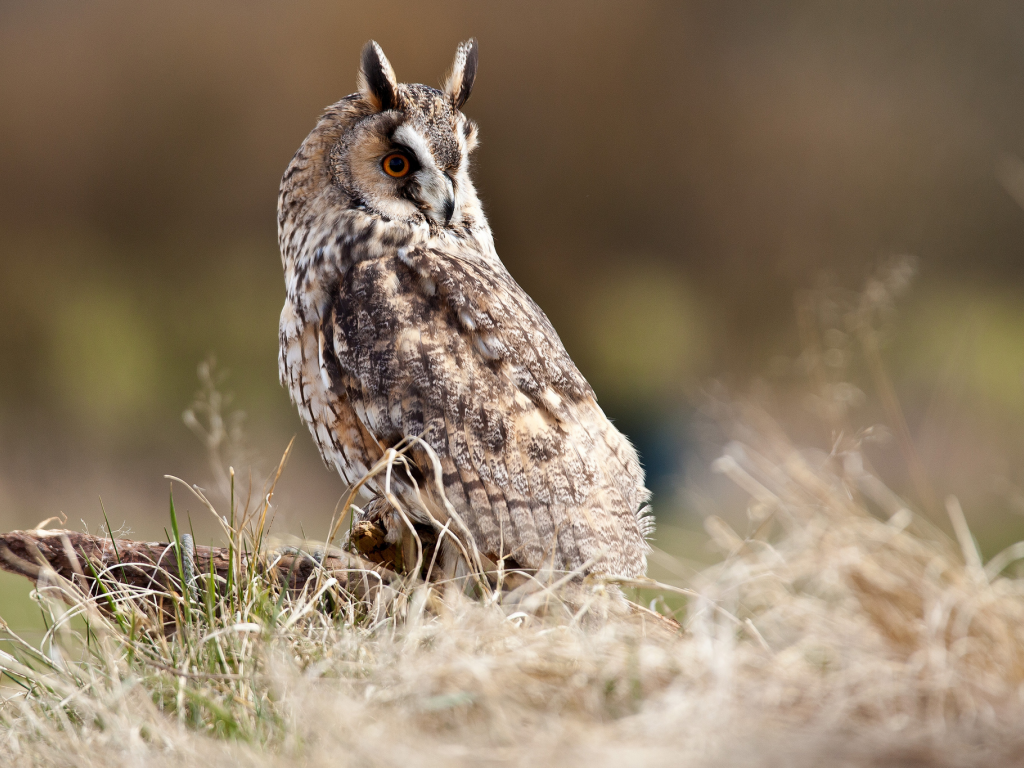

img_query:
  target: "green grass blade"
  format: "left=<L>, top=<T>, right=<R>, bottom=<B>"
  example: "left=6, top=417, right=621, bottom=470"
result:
left=168, top=487, right=192, bottom=628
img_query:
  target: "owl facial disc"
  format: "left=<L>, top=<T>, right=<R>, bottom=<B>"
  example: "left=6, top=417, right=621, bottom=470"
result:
left=391, top=123, right=459, bottom=225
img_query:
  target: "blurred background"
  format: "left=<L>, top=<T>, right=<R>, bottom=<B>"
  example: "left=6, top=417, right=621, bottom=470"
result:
left=3, top=1, right=1024, bottom=623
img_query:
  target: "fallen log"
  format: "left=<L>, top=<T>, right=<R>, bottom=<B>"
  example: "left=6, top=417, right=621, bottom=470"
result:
left=0, top=528, right=397, bottom=603
left=0, top=528, right=682, bottom=637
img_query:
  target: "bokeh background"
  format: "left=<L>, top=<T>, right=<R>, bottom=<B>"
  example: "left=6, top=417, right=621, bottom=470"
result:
left=4, top=1, right=1024, bottom=623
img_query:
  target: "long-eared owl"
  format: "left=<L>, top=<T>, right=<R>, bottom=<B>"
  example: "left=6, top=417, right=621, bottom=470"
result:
left=278, top=39, right=652, bottom=579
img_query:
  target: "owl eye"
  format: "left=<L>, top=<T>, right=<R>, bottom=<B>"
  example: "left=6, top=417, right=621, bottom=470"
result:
left=382, top=151, right=413, bottom=178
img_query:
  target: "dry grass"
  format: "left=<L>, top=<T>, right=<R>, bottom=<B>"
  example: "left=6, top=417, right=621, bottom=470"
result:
left=1, top=405, right=1024, bottom=768
left=4, top=265, right=1024, bottom=765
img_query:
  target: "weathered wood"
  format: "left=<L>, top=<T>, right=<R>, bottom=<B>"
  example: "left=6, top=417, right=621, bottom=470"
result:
left=0, top=529, right=682, bottom=636
left=0, top=529, right=397, bottom=601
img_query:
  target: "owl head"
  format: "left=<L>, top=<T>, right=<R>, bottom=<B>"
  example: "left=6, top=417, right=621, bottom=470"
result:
left=281, top=39, right=482, bottom=236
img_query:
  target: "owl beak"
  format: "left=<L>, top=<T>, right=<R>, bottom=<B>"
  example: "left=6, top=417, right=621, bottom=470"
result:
left=441, top=178, right=457, bottom=225
left=421, top=172, right=458, bottom=226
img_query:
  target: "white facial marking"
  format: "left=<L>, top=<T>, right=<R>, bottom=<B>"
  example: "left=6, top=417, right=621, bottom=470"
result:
left=392, top=125, right=437, bottom=172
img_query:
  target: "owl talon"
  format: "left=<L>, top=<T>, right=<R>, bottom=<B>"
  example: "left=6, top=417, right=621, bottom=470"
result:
left=350, top=520, right=388, bottom=555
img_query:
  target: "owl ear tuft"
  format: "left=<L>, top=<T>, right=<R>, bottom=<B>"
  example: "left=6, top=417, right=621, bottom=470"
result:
left=359, top=40, right=399, bottom=111
left=444, top=38, right=478, bottom=110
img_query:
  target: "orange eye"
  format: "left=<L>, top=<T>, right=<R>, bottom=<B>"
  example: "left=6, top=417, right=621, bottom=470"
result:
left=382, top=152, right=411, bottom=178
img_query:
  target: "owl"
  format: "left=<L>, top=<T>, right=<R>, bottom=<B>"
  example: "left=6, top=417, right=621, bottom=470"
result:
left=278, top=39, right=652, bottom=581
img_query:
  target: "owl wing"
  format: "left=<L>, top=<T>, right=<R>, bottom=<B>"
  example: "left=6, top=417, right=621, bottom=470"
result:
left=319, top=245, right=648, bottom=576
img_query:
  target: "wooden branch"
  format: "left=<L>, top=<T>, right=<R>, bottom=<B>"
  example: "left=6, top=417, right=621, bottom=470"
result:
left=0, top=529, right=397, bottom=602
left=0, top=529, right=682, bottom=636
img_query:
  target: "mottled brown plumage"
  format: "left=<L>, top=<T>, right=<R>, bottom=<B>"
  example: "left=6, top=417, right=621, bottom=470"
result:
left=278, top=40, right=652, bottom=578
